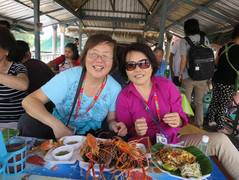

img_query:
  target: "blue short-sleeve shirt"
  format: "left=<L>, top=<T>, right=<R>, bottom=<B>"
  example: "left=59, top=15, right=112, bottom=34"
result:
left=41, top=67, right=121, bottom=134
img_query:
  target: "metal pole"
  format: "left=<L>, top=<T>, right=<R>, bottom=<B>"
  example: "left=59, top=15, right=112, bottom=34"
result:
left=158, top=0, right=169, bottom=48
left=52, top=25, right=57, bottom=55
left=33, top=0, right=40, bottom=60
left=60, top=25, right=65, bottom=54
left=78, top=29, right=82, bottom=53
left=78, top=22, right=84, bottom=52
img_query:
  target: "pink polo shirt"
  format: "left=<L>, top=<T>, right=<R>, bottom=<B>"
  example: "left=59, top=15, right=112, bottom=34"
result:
left=116, top=76, right=189, bottom=144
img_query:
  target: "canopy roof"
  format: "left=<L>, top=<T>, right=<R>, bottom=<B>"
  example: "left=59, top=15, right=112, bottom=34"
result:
left=0, top=0, right=238, bottom=43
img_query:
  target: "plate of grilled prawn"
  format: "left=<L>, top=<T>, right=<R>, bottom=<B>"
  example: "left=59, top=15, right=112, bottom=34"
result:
left=79, top=134, right=149, bottom=178
left=151, top=143, right=212, bottom=180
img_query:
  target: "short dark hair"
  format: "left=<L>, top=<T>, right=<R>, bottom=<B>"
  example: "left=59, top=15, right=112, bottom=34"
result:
left=0, top=20, right=11, bottom=29
left=153, top=47, right=164, bottom=53
left=0, top=27, right=16, bottom=62
left=14, top=40, right=30, bottom=62
left=120, top=43, right=158, bottom=80
left=80, top=34, right=117, bottom=71
left=65, top=43, right=79, bottom=60
left=184, top=18, right=200, bottom=36
left=231, top=23, right=239, bottom=39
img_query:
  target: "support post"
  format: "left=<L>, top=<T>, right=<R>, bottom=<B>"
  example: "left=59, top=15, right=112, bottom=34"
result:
left=33, top=0, right=40, bottom=60
left=158, top=0, right=169, bottom=48
left=78, top=30, right=82, bottom=53
left=52, top=25, right=57, bottom=55
left=60, top=25, right=65, bottom=54
left=78, top=22, right=84, bottom=52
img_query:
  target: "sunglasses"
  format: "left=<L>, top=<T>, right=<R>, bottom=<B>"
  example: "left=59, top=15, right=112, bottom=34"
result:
left=125, top=59, right=151, bottom=71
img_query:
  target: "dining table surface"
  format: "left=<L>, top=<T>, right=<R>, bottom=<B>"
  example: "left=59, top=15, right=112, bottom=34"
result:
left=0, top=135, right=229, bottom=180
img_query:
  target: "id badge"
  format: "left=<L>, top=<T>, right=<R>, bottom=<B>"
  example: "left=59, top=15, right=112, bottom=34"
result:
left=156, top=133, right=168, bottom=144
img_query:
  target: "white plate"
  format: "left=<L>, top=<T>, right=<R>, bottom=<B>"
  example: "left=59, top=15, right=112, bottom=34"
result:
left=79, top=160, right=114, bottom=172
left=151, top=161, right=211, bottom=180
left=151, top=143, right=212, bottom=180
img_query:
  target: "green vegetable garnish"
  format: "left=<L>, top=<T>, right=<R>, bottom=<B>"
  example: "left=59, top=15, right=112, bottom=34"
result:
left=56, top=151, right=69, bottom=156
left=67, top=141, right=78, bottom=145
left=162, top=163, right=177, bottom=171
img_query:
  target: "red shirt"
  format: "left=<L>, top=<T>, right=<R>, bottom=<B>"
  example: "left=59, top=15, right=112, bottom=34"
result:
left=53, top=55, right=80, bottom=66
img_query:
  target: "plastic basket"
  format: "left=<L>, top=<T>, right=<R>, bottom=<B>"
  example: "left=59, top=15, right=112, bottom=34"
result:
left=0, top=137, right=27, bottom=175
left=5, top=146, right=27, bottom=174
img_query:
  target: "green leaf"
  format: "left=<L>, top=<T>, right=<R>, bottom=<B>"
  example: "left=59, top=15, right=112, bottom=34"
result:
left=184, top=146, right=212, bottom=175
left=151, top=143, right=212, bottom=178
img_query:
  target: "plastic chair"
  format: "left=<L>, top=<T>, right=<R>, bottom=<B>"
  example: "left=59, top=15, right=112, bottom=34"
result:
left=0, top=131, right=27, bottom=176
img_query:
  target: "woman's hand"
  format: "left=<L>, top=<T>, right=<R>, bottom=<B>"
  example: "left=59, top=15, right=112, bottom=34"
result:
left=135, top=118, right=148, bottom=136
left=110, top=121, right=127, bottom=137
left=162, top=112, right=182, bottom=128
left=52, top=125, right=73, bottom=139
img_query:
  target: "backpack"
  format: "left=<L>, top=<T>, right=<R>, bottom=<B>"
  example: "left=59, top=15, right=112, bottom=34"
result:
left=185, top=34, right=215, bottom=81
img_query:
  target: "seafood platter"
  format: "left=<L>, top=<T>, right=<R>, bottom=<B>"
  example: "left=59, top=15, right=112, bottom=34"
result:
left=27, top=134, right=212, bottom=179
left=28, top=134, right=149, bottom=179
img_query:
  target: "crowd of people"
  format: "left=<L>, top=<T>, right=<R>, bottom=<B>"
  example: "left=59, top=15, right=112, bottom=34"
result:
left=0, top=18, right=239, bottom=178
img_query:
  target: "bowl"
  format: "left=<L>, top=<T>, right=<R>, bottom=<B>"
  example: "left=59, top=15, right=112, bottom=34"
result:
left=52, top=145, right=74, bottom=161
left=62, top=136, right=85, bottom=150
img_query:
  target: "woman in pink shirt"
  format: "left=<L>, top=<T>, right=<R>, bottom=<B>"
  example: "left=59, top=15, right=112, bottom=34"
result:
left=116, top=43, right=239, bottom=179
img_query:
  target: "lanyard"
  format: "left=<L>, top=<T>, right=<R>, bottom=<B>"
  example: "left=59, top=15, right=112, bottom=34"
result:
left=141, top=92, right=169, bottom=142
left=74, top=76, right=107, bottom=119
left=153, top=92, right=160, bottom=121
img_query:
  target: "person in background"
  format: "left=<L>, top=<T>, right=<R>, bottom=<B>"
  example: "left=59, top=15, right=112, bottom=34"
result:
left=211, top=43, right=222, bottom=65
left=15, top=40, right=55, bottom=94
left=153, top=47, right=171, bottom=79
left=179, top=19, right=210, bottom=128
left=74, top=38, right=79, bottom=46
left=0, top=27, right=29, bottom=125
left=111, top=45, right=128, bottom=87
left=169, top=37, right=181, bottom=86
left=0, top=20, right=11, bottom=29
left=116, top=43, right=239, bottom=179
left=14, top=40, right=55, bottom=113
left=48, top=43, right=80, bottom=73
left=207, top=24, right=239, bottom=134
left=19, top=34, right=127, bottom=139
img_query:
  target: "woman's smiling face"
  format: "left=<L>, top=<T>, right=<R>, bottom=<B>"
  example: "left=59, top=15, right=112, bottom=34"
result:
left=125, top=51, right=152, bottom=86
left=85, top=42, right=114, bottom=79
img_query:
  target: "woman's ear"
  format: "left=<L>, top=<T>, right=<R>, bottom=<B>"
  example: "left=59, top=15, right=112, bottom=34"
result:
left=26, top=51, right=31, bottom=60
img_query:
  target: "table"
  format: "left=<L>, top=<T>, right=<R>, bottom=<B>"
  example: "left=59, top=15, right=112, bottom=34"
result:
left=0, top=157, right=228, bottom=180
left=0, top=135, right=228, bottom=180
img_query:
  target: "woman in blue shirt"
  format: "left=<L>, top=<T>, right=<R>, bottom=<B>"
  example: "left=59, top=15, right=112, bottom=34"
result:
left=19, top=34, right=127, bottom=139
